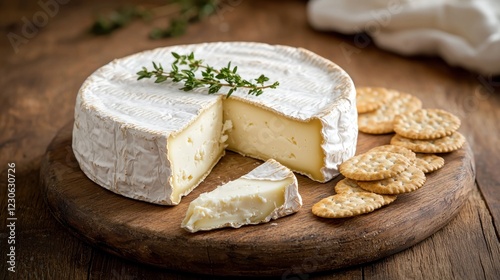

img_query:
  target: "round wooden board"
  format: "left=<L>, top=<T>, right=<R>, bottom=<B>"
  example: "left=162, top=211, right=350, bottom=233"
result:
left=40, top=122, right=475, bottom=276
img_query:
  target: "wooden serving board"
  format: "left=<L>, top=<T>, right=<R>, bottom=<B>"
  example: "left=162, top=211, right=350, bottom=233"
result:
left=40, top=122, right=475, bottom=277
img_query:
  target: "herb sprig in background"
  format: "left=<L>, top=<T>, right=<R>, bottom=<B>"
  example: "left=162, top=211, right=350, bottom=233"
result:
left=90, top=0, right=219, bottom=39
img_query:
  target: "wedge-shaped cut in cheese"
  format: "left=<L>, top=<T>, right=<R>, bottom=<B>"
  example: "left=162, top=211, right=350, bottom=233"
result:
left=181, top=159, right=302, bottom=232
left=72, top=42, right=357, bottom=205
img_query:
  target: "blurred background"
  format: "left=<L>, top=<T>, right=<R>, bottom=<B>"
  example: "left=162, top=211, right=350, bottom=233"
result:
left=1, top=0, right=499, bottom=279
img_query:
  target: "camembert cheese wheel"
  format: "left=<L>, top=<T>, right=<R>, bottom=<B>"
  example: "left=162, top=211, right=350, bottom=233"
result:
left=181, top=159, right=302, bottom=232
left=72, top=42, right=357, bottom=205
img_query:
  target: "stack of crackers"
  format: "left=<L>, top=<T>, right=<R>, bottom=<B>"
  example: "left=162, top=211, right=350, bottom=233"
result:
left=312, top=87, right=465, bottom=219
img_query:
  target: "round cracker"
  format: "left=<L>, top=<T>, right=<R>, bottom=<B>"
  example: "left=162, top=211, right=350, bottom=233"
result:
left=368, top=145, right=416, bottom=163
left=339, top=151, right=411, bottom=181
left=390, top=131, right=465, bottom=153
left=334, top=178, right=368, bottom=194
left=358, top=92, right=422, bottom=134
left=356, top=87, right=393, bottom=113
left=394, top=109, right=461, bottom=140
left=414, top=153, right=445, bottom=173
left=334, top=178, right=397, bottom=205
left=312, top=192, right=385, bottom=218
left=357, top=165, right=426, bottom=195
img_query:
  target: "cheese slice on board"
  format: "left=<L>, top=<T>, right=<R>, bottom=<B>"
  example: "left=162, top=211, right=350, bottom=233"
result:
left=72, top=42, right=357, bottom=205
left=181, top=159, right=302, bottom=233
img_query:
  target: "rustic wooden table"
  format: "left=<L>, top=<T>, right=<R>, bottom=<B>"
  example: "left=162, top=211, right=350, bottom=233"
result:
left=1, top=0, right=499, bottom=279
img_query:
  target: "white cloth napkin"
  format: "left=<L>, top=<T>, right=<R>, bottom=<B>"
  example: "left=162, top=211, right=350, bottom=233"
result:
left=308, top=0, right=500, bottom=75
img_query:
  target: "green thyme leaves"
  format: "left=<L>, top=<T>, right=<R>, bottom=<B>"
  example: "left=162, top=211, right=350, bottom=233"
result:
left=137, top=52, right=279, bottom=98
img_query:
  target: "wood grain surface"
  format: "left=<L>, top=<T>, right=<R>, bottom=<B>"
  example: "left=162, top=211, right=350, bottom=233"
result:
left=1, top=0, right=500, bottom=279
left=41, top=122, right=475, bottom=276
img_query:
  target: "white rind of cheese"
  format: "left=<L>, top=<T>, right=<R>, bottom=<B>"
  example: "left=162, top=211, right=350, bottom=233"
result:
left=181, top=159, right=302, bottom=233
left=72, top=42, right=357, bottom=205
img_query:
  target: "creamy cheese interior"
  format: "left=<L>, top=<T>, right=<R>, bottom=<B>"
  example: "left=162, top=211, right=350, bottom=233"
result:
left=168, top=101, right=226, bottom=204
left=169, top=97, right=325, bottom=202
left=181, top=177, right=291, bottom=232
left=223, top=98, right=325, bottom=181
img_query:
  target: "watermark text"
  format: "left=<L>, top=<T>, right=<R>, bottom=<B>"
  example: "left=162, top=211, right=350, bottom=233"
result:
left=6, top=163, right=17, bottom=273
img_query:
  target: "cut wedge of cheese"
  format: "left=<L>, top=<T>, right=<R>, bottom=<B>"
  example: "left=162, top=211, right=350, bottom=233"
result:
left=72, top=42, right=357, bottom=205
left=181, top=159, right=302, bottom=232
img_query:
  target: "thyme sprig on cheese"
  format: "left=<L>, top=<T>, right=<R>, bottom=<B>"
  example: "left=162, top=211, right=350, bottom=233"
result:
left=137, top=52, right=279, bottom=98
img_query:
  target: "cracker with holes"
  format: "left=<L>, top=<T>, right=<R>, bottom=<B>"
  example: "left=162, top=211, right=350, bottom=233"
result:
left=414, top=153, right=445, bottom=173
left=356, top=87, right=394, bottom=113
left=368, top=145, right=416, bottom=163
left=358, top=165, right=426, bottom=195
left=339, top=151, right=411, bottom=181
left=394, top=109, right=461, bottom=140
left=334, top=178, right=397, bottom=205
left=312, top=192, right=386, bottom=218
left=391, top=132, right=465, bottom=153
left=358, top=91, right=422, bottom=134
